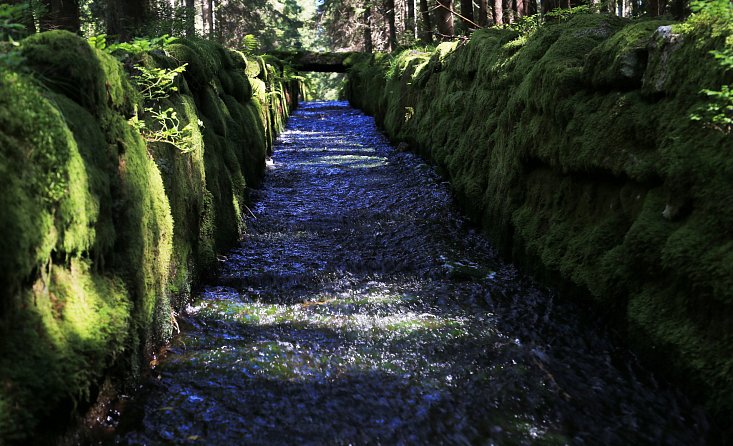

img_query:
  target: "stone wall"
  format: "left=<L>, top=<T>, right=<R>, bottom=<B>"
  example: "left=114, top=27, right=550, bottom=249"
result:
left=0, top=31, right=298, bottom=443
left=346, top=15, right=732, bottom=427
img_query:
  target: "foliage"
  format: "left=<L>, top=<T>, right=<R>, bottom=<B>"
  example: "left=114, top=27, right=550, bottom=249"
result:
left=0, top=4, right=27, bottom=69
left=544, top=5, right=593, bottom=21
left=0, top=3, right=27, bottom=41
left=685, top=0, right=733, bottom=134
left=508, top=14, right=543, bottom=36
left=128, top=62, right=198, bottom=153
left=242, top=34, right=259, bottom=54
left=132, top=63, right=188, bottom=100
left=130, top=106, right=199, bottom=153
left=88, top=33, right=178, bottom=58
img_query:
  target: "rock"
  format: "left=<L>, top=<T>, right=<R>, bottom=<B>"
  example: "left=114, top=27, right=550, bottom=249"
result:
left=643, top=25, right=684, bottom=95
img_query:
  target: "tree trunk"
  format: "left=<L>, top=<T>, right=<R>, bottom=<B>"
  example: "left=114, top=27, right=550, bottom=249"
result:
left=385, top=0, right=397, bottom=51
left=363, top=4, right=373, bottom=52
left=669, top=0, right=688, bottom=19
left=515, top=0, right=524, bottom=17
left=460, top=0, right=474, bottom=27
left=406, top=0, right=417, bottom=39
left=492, top=0, right=502, bottom=24
left=477, top=0, right=489, bottom=26
left=419, top=0, right=432, bottom=43
left=185, top=0, right=195, bottom=36
left=503, top=0, right=513, bottom=23
left=107, top=0, right=147, bottom=40
left=39, top=0, right=80, bottom=33
left=435, top=0, right=454, bottom=39
left=202, top=0, right=214, bottom=37
left=647, top=0, right=666, bottom=16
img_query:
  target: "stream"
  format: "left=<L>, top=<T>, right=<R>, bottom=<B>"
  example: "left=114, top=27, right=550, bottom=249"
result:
left=112, top=101, right=708, bottom=445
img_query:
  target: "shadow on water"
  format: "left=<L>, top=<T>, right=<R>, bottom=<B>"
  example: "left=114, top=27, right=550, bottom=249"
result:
left=108, top=101, right=709, bottom=445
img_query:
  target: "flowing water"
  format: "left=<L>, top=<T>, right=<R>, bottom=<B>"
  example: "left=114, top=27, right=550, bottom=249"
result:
left=111, top=101, right=708, bottom=445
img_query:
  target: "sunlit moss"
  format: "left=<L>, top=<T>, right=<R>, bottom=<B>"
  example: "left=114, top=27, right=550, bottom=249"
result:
left=0, top=28, right=299, bottom=443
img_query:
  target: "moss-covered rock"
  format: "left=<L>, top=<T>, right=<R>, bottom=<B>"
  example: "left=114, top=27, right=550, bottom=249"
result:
left=347, top=14, right=733, bottom=426
left=0, top=30, right=300, bottom=444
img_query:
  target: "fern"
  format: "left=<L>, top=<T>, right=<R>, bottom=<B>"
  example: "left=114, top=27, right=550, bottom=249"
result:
left=242, top=34, right=258, bottom=54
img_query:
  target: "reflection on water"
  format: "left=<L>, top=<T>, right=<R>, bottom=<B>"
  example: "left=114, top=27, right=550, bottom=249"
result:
left=114, top=101, right=708, bottom=445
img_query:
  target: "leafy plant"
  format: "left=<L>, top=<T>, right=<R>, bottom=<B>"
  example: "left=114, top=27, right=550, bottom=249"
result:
left=686, top=0, right=733, bottom=134
left=544, top=5, right=592, bottom=21
left=130, top=107, right=199, bottom=153
left=691, top=86, right=733, bottom=133
left=127, top=61, right=199, bottom=153
left=0, top=4, right=27, bottom=69
left=0, top=4, right=27, bottom=42
left=87, top=34, right=179, bottom=58
left=132, top=63, right=188, bottom=100
left=241, top=34, right=259, bottom=54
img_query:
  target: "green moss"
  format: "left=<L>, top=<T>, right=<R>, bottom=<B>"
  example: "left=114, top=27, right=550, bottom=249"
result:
left=584, top=21, right=672, bottom=88
left=165, top=42, right=213, bottom=89
left=0, top=70, right=71, bottom=297
left=104, top=112, right=173, bottom=348
left=0, top=260, right=131, bottom=440
left=347, top=15, right=733, bottom=422
left=21, top=30, right=138, bottom=116
left=0, top=31, right=300, bottom=443
left=245, top=56, right=262, bottom=78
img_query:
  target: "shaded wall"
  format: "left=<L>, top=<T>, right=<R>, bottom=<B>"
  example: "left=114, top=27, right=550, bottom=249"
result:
left=346, top=15, right=732, bottom=426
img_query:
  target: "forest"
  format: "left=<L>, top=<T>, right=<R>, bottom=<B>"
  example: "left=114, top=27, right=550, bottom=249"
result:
left=0, top=0, right=701, bottom=53
left=1, top=0, right=732, bottom=444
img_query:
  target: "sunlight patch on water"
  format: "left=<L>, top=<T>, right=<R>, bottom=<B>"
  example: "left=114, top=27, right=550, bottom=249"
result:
left=301, top=154, right=387, bottom=169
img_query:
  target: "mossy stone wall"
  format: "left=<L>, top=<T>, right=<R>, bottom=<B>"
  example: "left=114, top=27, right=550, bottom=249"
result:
left=346, top=15, right=732, bottom=424
left=0, top=31, right=297, bottom=443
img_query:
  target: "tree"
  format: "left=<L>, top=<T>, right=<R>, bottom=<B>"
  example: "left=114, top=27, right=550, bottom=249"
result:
left=493, top=0, right=503, bottom=24
left=202, top=0, right=214, bottom=37
left=477, top=0, right=489, bottom=26
left=107, top=0, right=148, bottom=40
left=647, top=0, right=667, bottom=15
left=418, top=0, right=432, bottom=43
left=363, top=2, right=373, bottom=51
left=39, top=0, right=80, bottom=32
left=385, top=0, right=396, bottom=50
left=435, top=0, right=454, bottom=38
left=406, top=0, right=416, bottom=40
left=186, top=0, right=196, bottom=36
left=459, top=0, right=474, bottom=30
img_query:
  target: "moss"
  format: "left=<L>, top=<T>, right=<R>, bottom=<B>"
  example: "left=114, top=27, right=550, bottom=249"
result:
left=104, top=112, right=174, bottom=348
left=245, top=56, right=262, bottom=78
left=347, top=15, right=733, bottom=423
left=0, top=70, right=71, bottom=297
left=0, top=260, right=131, bottom=440
left=584, top=20, right=673, bottom=88
left=0, top=31, right=300, bottom=443
left=20, top=30, right=138, bottom=116
left=228, top=69, right=253, bottom=102
left=166, top=42, right=214, bottom=89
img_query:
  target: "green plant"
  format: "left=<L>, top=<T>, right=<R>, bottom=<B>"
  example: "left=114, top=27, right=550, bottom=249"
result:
left=686, top=0, right=733, bottom=134
left=544, top=5, right=592, bottom=21
left=87, top=34, right=179, bottom=58
left=509, top=13, right=543, bottom=36
left=130, top=107, right=199, bottom=153
left=0, top=4, right=27, bottom=41
left=127, top=61, right=199, bottom=153
left=132, top=63, right=188, bottom=100
left=241, top=34, right=259, bottom=54
left=0, top=3, right=27, bottom=69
